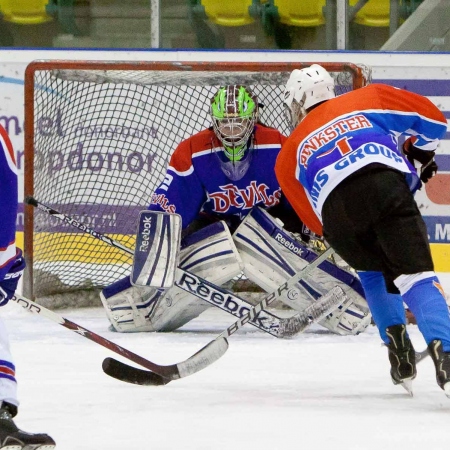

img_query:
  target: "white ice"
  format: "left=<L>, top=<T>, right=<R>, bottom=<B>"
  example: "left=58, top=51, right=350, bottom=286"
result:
left=2, top=273, right=450, bottom=450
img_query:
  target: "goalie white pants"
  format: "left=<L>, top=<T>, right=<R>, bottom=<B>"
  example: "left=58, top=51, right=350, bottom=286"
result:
left=233, top=207, right=372, bottom=336
left=100, top=221, right=243, bottom=332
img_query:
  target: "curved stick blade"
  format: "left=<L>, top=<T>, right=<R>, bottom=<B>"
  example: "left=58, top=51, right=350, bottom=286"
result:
left=102, top=358, right=171, bottom=386
left=102, top=337, right=229, bottom=386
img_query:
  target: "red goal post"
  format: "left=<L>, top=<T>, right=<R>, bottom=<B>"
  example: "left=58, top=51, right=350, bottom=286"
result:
left=23, top=60, right=371, bottom=307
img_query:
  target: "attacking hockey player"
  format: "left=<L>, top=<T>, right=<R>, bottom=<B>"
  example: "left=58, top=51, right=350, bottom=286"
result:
left=100, top=85, right=371, bottom=335
left=0, top=125, right=56, bottom=448
left=277, top=64, right=450, bottom=396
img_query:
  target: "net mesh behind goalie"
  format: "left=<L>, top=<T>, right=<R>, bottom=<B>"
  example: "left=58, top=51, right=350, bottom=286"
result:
left=24, top=61, right=371, bottom=306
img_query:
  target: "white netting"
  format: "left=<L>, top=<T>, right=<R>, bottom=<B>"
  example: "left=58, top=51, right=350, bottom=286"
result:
left=25, top=61, right=371, bottom=306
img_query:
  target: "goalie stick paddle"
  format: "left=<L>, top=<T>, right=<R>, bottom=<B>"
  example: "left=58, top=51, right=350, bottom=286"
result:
left=25, top=197, right=341, bottom=383
left=25, top=196, right=335, bottom=339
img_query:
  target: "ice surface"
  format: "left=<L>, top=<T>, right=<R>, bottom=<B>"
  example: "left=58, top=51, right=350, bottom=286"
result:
left=2, top=274, right=450, bottom=450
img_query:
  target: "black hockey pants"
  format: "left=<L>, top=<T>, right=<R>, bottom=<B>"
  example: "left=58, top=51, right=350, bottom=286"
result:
left=321, top=164, right=434, bottom=293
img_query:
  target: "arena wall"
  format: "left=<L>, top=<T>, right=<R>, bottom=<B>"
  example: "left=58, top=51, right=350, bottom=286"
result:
left=1, top=48, right=448, bottom=270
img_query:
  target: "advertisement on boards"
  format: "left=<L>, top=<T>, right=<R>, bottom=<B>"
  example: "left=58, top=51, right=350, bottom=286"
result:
left=0, top=51, right=448, bottom=271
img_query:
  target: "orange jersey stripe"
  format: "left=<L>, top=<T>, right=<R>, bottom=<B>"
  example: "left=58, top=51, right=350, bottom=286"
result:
left=0, top=366, right=15, bottom=377
left=276, top=140, right=323, bottom=236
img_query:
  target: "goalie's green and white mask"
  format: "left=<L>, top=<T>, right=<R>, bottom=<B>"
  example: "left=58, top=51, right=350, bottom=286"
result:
left=210, top=85, right=258, bottom=181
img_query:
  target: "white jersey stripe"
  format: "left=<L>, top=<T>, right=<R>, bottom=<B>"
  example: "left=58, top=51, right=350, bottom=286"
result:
left=168, top=164, right=194, bottom=177
left=0, top=127, right=17, bottom=175
left=0, top=243, right=17, bottom=270
left=171, top=143, right=283, bottom=177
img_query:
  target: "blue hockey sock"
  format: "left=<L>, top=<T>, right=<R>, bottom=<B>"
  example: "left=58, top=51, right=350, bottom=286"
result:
left=358, top=271, right=405, bottom=344
left=399, top=276, right=450, bottom=351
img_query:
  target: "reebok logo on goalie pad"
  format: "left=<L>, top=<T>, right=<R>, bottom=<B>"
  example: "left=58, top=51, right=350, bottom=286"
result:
left=138, top=217, right=153, bottom=252
left=177, top=271, right=278, bottom=331
left=274, top=233, right=305, bottom=256
left=178, top=272, right=252, bottom=318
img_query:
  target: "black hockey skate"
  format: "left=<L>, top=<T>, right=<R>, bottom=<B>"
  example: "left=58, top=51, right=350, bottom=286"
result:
left=428, top=339, right=450, bottom=398
left=0, top=402, right=56, bottom=450
left=386, top=324, right=416, bottom=395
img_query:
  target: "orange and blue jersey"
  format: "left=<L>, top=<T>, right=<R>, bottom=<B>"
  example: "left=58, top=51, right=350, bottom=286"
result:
left=276, top=84, right=448, bottom=236
left=0, top=125, right=18, bottom=282
left=149, top=124, right=289, bottom=228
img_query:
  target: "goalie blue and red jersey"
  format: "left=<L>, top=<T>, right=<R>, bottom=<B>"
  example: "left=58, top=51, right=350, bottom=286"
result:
left=148, top=124, right=290, bottom=229
left=276, top=83, right=448, bottom=236
left=0, top=126, right=19, bottom=281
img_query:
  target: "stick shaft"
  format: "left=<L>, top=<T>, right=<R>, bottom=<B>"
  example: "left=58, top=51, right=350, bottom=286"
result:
left=11, top=294, right=168, bottom=384
left=26, top=196, right=133, bottom=255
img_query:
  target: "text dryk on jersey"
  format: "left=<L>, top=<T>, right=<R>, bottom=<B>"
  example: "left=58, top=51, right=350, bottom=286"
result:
left=299, top=115, right=373, bottom=168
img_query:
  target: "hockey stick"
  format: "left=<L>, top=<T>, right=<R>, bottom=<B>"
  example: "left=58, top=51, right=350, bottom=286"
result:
left=25, top=196, right=330, bottom=339
left=26, top=197, right=343, bottom=383
left=26, top=197, right=431, bottom=388
left=104, top=274, right=345, bottom=385
left=105, top=284, right=344, bottom=385
left=12, top=292, right=430, bottom=388
left=415, top=349, right=429, bottom=362
left=10, top=293, right=169, bottom=386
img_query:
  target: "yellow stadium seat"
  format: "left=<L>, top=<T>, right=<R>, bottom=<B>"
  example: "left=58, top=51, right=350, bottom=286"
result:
left=274, top=0, right=326, bottom=27
left=0, top=0, right=52, bottom=25
left=351, top=0, right=390, bottom=27
left=201, top=0, right=255, bottom=27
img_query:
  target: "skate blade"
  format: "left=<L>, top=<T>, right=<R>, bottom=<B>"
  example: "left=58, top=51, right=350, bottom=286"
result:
left=399, top=378, right=414, bottom=396
left=443, top=382, right=450, bottom=398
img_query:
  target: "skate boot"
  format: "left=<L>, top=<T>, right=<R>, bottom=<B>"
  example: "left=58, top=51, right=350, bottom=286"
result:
left=428, top=340, right=450, bottom=398
left=0, top=402, right=56, bottom=449
left=386, top=324, right=416, bottom=395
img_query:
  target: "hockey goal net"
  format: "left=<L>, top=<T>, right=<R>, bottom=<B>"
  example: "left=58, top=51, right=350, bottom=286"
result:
left=24, top=60, right=371, bottom=307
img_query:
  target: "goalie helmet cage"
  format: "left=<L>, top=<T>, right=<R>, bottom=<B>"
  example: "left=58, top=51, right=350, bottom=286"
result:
left=23, top=60, right=371, bottom=307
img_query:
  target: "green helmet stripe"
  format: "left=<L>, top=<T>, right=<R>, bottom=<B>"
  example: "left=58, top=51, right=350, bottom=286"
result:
left=236, top=86, right=256, bottom=117
left=223, top=143, right=246, bottom=162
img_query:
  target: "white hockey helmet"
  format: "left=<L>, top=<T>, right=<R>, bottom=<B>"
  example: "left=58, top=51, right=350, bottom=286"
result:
left=283, top=64, right=335, bottom=130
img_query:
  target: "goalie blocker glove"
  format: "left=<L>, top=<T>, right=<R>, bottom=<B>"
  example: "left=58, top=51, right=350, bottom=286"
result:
left=0, top=249, right=25, bottom=307
left=403, top=138, right=438, bottom=183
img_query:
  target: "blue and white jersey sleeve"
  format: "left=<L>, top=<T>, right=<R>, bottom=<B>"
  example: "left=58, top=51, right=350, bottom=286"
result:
left=0, top=126, right=18, bottom=282
left=149, top=163, right=207, bottom=228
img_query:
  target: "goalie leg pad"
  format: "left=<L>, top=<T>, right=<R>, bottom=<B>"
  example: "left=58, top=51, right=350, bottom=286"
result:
left=150, top=221, right=243, bottom=331
left=100, top=276, right=164, bottom=332
left=101, top=221, right=243, bottom=332
left=233, top=207, right=371, bottom=335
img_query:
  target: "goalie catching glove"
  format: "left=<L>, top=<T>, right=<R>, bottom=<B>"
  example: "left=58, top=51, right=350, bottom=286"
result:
left=0, top=248, right=25, bottom=306
left=403, top=137, right=438, bottom=183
